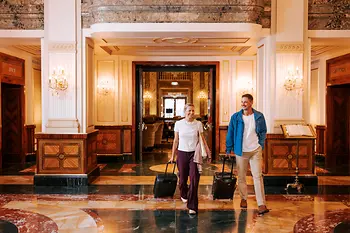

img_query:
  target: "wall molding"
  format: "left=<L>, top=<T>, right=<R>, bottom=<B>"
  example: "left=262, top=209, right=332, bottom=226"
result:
left=276, top=43, right=304, bottom=53
left=48, top=42, right=77, bottom=53
left=45, top=118, right=80, bottom=133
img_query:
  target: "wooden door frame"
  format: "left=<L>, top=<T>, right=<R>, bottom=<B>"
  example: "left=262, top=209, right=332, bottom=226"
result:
left=132, top=61, right=220, bottom=161
left=0, top=52, right=26, bottom=168
left=325, top=53, right=350, bottom=172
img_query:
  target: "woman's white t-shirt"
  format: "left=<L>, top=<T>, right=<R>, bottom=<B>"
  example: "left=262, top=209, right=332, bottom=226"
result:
left=174, top=119, right=203, bottom=152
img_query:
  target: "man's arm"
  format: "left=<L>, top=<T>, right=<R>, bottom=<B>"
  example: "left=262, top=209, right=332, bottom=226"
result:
left=259, top=114, right=267, bottom=149
left=226, top=115, right=234, bottom=154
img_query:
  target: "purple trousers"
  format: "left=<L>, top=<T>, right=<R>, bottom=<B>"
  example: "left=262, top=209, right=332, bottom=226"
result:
left=177, top=150, right=200, bottom=212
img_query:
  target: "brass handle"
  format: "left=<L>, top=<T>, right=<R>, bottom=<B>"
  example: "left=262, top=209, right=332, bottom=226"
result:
left=57, top=153, right=65, bottom=160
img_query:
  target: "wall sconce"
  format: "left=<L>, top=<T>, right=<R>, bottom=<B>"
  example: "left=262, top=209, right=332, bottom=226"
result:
left=143, top=91, right=152, bottom=99
left=236, top=77, right=253, bottom=95
left=97, top=80, right=113, bottom=95
left=49, top=67, right=68, bottom=95
left=198, top=90, right=207, bottom=99
left=284, top=67, right=303, bottom=93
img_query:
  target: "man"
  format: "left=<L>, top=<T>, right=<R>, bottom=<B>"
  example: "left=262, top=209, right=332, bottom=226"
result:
left=226, top=94, right=269, bottom=214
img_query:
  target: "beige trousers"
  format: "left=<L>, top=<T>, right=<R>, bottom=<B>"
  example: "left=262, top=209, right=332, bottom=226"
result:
left=235, top=146, right=266, bottom=206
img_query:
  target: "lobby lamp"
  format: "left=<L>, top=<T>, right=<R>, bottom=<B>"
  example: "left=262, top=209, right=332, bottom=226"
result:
left=49, top=67, right=68, bottom=96
left=198, top=90, right=207, bottom=99
left=97, top=80, right=113, bottom=96
left=143, top=91, right=152, bottom=99
left=284, top=67, right=303, bottom=94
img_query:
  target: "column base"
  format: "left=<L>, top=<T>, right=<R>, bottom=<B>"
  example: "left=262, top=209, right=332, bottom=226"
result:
left=34, top=166, right=100, bottom=187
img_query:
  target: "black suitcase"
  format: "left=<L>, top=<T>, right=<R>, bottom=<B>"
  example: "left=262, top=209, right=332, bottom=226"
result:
left=212, top=157, right=237, bottom=200
left=153, top=161, right=178, bottom=198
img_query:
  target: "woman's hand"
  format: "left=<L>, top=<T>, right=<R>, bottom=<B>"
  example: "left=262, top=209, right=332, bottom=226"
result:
left=206, top=157, right=212, bottom=164
left=169, top=156, right=175, bottom=163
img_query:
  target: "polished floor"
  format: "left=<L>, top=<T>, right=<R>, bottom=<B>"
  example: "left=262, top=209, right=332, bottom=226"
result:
left=0, top=155, right=349, bottom=233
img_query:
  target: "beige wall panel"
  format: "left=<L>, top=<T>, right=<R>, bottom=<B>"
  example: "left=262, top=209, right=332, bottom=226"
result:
left=192, top=72, right=200, bottom=115
left=310, top=69, right=319, bottom=125
left=221, top=60, right=230, bottom=123
left=33, top=68, right=42, bottom=132
left=236, top=60, right=254, bottom=112
left=96, top=60, right=115, bottom=123
left=119, top=60, right=131, bottom=124
left=149, top=72, right=157, bottom=115
left=87, top=44, right=94, bottom=127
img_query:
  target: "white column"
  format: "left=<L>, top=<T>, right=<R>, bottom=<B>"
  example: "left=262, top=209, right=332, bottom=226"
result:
left=268, top=0, right=308, bottom=132
left=42, top=0, right=83, bottom=133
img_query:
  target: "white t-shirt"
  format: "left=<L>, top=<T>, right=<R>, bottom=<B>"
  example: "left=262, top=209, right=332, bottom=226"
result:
left=174, top=119, right=203, bottom=152
left=242, top=114, right=260, bottom=152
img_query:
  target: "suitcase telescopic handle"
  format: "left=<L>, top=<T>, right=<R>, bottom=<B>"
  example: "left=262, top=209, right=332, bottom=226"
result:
left=165, top=161, right=176, bottom=175
left=222, top=156, right=234, bottom=179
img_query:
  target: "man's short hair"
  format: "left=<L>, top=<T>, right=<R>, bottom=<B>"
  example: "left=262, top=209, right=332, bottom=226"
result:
left=242, top=94, right=253, bottom=102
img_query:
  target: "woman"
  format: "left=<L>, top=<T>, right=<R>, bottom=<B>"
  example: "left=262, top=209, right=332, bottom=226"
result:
left=169, top=103, right=211, bottom=215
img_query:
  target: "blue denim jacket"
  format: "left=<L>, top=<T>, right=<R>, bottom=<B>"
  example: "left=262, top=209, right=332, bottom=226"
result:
left=225, top=109, right=267, bottom=156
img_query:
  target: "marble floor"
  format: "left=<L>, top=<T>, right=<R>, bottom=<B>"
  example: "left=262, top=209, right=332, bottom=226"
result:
left=0, top=156, right=349, bottom=232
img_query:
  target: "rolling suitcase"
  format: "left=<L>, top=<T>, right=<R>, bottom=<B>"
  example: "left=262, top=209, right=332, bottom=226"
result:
left=212, top=157, right=237, bottom=200
left=153, top=161, right=178, bottom=198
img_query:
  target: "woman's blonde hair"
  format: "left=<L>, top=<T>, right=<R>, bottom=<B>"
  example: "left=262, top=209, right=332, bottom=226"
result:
left=184, top=103, right=195, bottom=112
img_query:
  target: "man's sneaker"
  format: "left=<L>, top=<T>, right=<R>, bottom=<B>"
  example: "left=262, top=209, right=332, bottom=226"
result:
left=181, top=197, right=188, bottom=203
left=240, top=199, right=247, bottom=209
left=258, top=205, right=269, bottom=215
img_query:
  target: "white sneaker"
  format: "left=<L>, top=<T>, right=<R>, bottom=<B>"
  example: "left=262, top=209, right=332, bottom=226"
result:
left=181, top=197, right=188, bottom=203
left=188, top=209, right=197, bottom=215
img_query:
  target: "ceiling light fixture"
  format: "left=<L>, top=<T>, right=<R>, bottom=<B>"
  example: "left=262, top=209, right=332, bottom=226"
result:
left=171, top=81, right=179, bottom=86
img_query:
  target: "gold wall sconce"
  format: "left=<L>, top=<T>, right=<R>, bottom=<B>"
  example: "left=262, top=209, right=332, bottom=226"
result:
left=198, top=90, right=207, bottom=99
left=49, top=67, right=68, bottom=95
left=284, top=67, right=303, bottom=93
left=97, top=79, right=113, bottom=96
left=143, top=91, right=152, bottom=99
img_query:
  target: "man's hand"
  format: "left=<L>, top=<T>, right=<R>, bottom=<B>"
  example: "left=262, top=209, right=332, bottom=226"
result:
left=225, top=152, right=236, bottom=159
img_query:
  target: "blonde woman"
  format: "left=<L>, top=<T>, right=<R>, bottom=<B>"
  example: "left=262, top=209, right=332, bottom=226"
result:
left=169, top=103, right=211, bottom=215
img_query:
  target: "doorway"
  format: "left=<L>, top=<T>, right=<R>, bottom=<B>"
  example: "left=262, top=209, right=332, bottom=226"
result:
left=133, top=62, right=219, bottom=162
left=1, top=83, right=25, bottom=167
left=326, top=84, right=350, bottom=174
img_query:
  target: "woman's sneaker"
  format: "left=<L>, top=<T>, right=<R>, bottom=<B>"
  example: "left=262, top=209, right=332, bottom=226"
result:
left=181, top=197, right=188, bottom=203
left=188, top=209, right=197, bottom=215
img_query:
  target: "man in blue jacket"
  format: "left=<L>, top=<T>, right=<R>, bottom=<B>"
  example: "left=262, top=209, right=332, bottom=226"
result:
left=226, top=94, right=269, bottom=215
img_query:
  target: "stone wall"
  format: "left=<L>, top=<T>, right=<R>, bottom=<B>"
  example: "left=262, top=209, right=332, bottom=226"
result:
left=309, top=0, right=350, bottom=30
left=82, top=0, right=270, bottom=28
left=0, top=0, right=43, bottom=29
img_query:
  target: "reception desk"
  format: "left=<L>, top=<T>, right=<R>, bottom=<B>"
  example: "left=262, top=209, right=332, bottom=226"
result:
left=263, top=134, right=315, bottom=175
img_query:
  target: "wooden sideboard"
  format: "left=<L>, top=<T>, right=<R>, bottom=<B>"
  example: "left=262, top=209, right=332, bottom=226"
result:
left=95, top=125, right=132, bottom=156
left=264, top=134, right=315, bottom=175
left=34, top=131, right=100, bottom=186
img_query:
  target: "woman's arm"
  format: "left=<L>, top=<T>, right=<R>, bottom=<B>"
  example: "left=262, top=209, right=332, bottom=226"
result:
left=170, top=132, right=179, bottom=162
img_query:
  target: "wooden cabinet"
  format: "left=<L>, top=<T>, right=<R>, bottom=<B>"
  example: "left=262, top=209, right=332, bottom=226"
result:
left=95, top=126, right=132, bottom=156
left=264, top=134, right=315, bottom=175
left=36, top=131, right=98, bottom=174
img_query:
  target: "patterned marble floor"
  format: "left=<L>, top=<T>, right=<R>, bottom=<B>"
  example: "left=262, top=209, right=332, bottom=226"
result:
left=0, top=158, right=349, bottom=232
left=0, top=192, right=349, bottom=233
